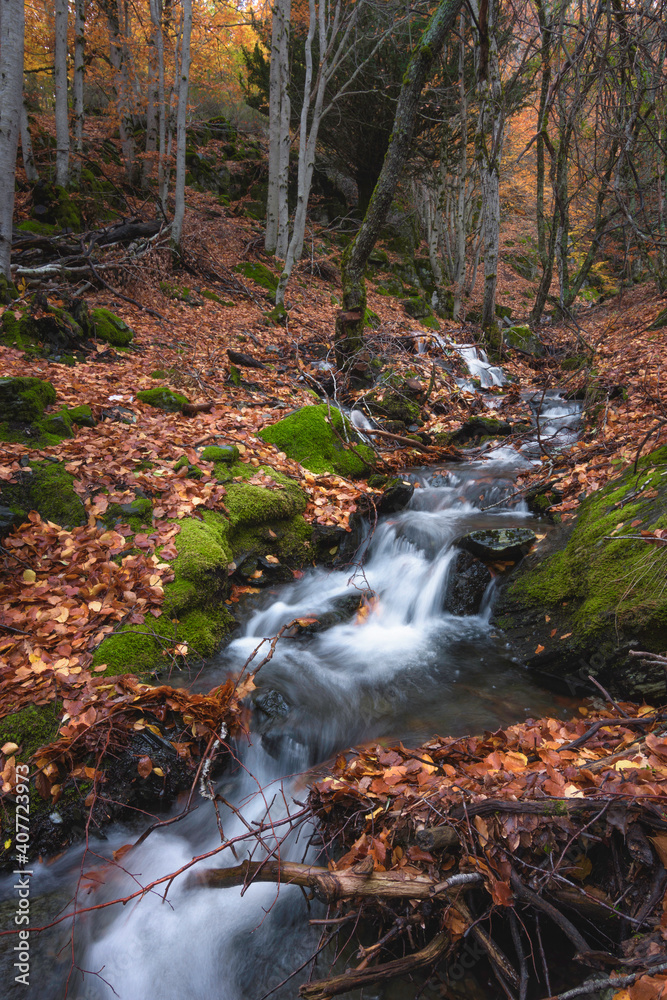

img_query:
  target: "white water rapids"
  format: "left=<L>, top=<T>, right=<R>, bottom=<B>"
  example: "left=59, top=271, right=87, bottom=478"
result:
left=3, top=401, right=582, bottom=1000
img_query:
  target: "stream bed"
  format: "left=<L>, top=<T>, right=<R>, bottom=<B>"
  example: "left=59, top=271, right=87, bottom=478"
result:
left=2, top=396, right=584, bottom=1000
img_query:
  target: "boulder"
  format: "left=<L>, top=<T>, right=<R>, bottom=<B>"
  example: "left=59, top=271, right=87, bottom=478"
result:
left=459, top=528, right=537, bottom=563
left=0, top=460, right=86, bottom=536
left=449, top=417, right=513, bottom=445
left=493, top=446, right=667, bottom=700
left=136, top=387, right=189, bottom=412
left=259, top=404, right=374, bottom=478
left=444, top=551, right=493, bottom=616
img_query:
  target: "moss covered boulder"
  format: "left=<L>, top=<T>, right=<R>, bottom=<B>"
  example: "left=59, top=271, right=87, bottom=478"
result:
left=504, top=325, right=545, bottom=357
left=259, top=404, right=375, bottom=477
left=494, top=447, right=667, bottom=699
left=92, top=465, right=313, bottom=675
left=0, top=460, right=86, bottom=536
left=0, top=376, right=56, bottom=422
left=89, top=307, right=134, bottom=346
left=137, top=387, right=189, bottom=412
left=365, top=387, right=421, bottom=428
left=1, top=298, right=133, bottom=355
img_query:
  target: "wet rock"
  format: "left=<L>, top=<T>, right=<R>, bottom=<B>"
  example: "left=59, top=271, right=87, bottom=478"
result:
left=524, top=480, right=563, bottom=518
left=259, top=404, right=375, bottom=478
left=254, top=690, right=291, bottom=722
left=459, top=528, right=537, bottom=563
left=444, top=551, right=492, bottom=616
left=450, top=417, right=512, bottom=444
left=377, top=477, right=414, bottom=514
left=288, top=591, right=371, bottom=636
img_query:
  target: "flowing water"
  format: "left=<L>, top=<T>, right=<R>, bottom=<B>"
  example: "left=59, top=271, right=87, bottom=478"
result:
left=2, top=395, right=582, bottom=1000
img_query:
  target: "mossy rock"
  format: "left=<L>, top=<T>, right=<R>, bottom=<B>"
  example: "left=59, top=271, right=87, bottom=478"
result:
left=560, top=354, right=589, bottom=371
left=450, top=417, right=513, bottom=444
left=0, top=460, right=85, bottom=536
left=93, top=468, right=315, bottom=675
left=16, top=220, right=56, bottom=237
left=136, top=387, right=189, bottom=412
left=259, top=404, right=375, bottom=478
left=495, top=446, right=667, bottom=699
left=41, top=408, right=74, bottom=439
left=0, top=377, right=56, bottom=422
left=234, top=261, right=278, bottom=297
left=68, top=404, right=96, bottom=427
left=102, top=496, right=153, bottom=531
left=376, top=277, right=404, bottom=298
left=401, top=297, right=433, bottom=320
left=159, top=282, right=203, bottom=306
left=89, top=307, right=134, bottom=346
left=200, top=445, right=240, bottom=463
left=0, top=703, right=63, bottom=757
left=0, top=276, right=19, bottom=305
left=505, top=325, right=545, bottom=357
left=365, top=387, right=420, bottom=427
left=31, top=183, right=83, bottom=231
left=648, top=306, right=667, bottom=330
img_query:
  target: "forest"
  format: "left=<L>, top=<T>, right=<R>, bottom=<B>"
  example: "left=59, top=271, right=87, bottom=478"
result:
left=0, top=0, right=667, bottom=997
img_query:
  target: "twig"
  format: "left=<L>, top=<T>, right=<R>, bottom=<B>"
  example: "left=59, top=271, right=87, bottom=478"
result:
left=543, top=960, right=667, bottom=1000
left=362, top=427, right=432, bottom=453
left=587, top=675, right=629, bottom=716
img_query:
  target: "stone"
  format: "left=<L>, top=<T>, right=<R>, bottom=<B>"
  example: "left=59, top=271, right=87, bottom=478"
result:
left=136, top=387, right=189, bottom=412
left=254, top=690, right=291, bottom=721
left=377, top=478, right=415, bottom=514
left=259, top=404, right=374, bottom=478
left=504, top=325, right=545, bottom=357
left=459, top=528, right=537, bottom=563
left=444, top=551, right=493, bottom=616
left=450, top=418, right=513, bottom=444
left=0, top=376, right=56, bottom=423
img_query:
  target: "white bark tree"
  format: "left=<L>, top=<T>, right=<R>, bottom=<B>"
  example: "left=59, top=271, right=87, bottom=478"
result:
left=73, top=0, right=85, bottom=181
left=0, top=0, right=24, bottom=279
left=55, top=0, right=69, bottom=187
left=274, top=0, right=402, bottom=307
left=171, top=0, right=192, bottom=251
left=265, top=0, right=291, bottom=257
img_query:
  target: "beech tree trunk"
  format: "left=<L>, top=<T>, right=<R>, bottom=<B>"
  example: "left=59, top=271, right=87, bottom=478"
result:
left=0, top=0, right=24, bottom=279
left=265, top=0, right=291, bottom=257
left=171, top=0, right=192, bottom=252
left=335, top=0, right=465, bottom=368
left=72, top=0, right=85, bottom=181
left=55, top=0, right=69, bottom=187
left=20, top=102, right=38, bottom=183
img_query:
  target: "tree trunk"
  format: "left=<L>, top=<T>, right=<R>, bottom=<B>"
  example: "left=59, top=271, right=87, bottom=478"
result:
left=0, top=0, right=24, bottom=279
left=144, top=0, right=160, bottom=187
left=20, top=102, right=38, bottom=183
left=171, top=0, right=192, bottom=253
left=265, top=0, right=291, bottom=256
left=55, top=0, right=69, bottom=187
left=470, top=0, right=504, bottom=336
left=335, top=0, right=465, bottom=368
left=72, top=0, right=85, bottom=182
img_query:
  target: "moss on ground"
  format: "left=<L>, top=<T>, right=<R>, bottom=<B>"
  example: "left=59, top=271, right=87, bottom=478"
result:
left=136, top=387, right=189, bottom=412
left=259, top=404, right=375, bottom=477
left=506, top=446, right=667, bottom=645
left=234, top=261, right=278, bottom=296
left=0, top=703, right=63, bottom=758
left=0, top=460, right=86, bottom=533
left=67, top=404, right=96, bottom=427
left=366, top=387, right=421, bottom=426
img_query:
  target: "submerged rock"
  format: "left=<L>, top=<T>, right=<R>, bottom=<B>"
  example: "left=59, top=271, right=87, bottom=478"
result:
left=444, top=551, right=492, bottom=616
left=459, top=528, right=537, bottom=563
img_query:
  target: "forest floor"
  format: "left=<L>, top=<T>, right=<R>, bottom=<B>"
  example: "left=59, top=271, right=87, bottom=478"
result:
left=1, top=119, right=667, bottom=998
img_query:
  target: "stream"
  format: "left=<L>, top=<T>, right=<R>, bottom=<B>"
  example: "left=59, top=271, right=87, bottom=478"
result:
left=3, top=390, right=583, bottom=1000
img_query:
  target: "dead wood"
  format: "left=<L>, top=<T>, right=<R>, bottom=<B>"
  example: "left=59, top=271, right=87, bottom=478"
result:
left=298, top=931, right=449, bottom=1000
left=415, top=824, right=460, bottom=851
left=361, top=427, right=432, bottom=453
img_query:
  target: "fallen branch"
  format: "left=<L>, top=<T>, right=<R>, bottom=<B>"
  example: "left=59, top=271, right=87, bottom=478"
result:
left=362, top=427, right=432, bottom=453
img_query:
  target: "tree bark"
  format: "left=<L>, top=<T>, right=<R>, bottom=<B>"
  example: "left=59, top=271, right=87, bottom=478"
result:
left=72, top=0, right=85, bottom=181
left=0, top=0, right=24, bottom=279
left=265, top=0, right=291, bottom=257
left=335, top=0, right=465, bottom=369
left=20, top=101, right=38, bottom=183
left=54, top=0, right=69, bottom=187
left=171, top=0, right=192, bottom=253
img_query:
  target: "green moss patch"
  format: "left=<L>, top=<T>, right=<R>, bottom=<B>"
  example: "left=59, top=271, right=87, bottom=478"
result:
left=68, top=404, right=96, bottom=427
left=0, top=460, right=86, bottom=535
left=259, top=404, right=375, bottom=478
left=137, top=387, right=189, bottom=412
left=234, top=261, right=278, bottom=296
left=0, top=376, right=56, bottom=422
left=0, top=703, right=63, bottom=757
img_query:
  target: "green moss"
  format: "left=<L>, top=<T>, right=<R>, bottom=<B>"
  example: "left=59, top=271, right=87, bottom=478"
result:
left=137, top=387, right=189, bottom=412
left=68, top=404, right=96, bottom=427
left=17, top=220, right=56, bottom=236
left=259, top=404, right=375, bottom=478
left=150, top=369, right=168, bottom=379
left=422, top=315, right=441, bottom=330
left=201, top=444, right=239, bottom=464
left=265, top=303, right=288, bottom=326
left=508, top=448, right=667, bottom=644
left=234, top=261, right=278, bottom=296
left=401, top=297, right=432, bottom=320
left=225, top=469, right=307, bottom=527
left=0, top=376, right=56, bottom=422
left=0, top=703, right=63, bottom=757
left=0, top=460, right=85, bottom=531
left=42, top=408, right=74, bottom=439
left=103, top=496, right=153, bottom=532
left=201, top=288, right=234, bottom=306
left=366, top=387, right=420, bottom=426
left=90, top=307, right=134, bottom=347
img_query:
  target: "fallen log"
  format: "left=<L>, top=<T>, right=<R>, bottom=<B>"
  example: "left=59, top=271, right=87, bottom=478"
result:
left=191, top=858, right=482, bottom=902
